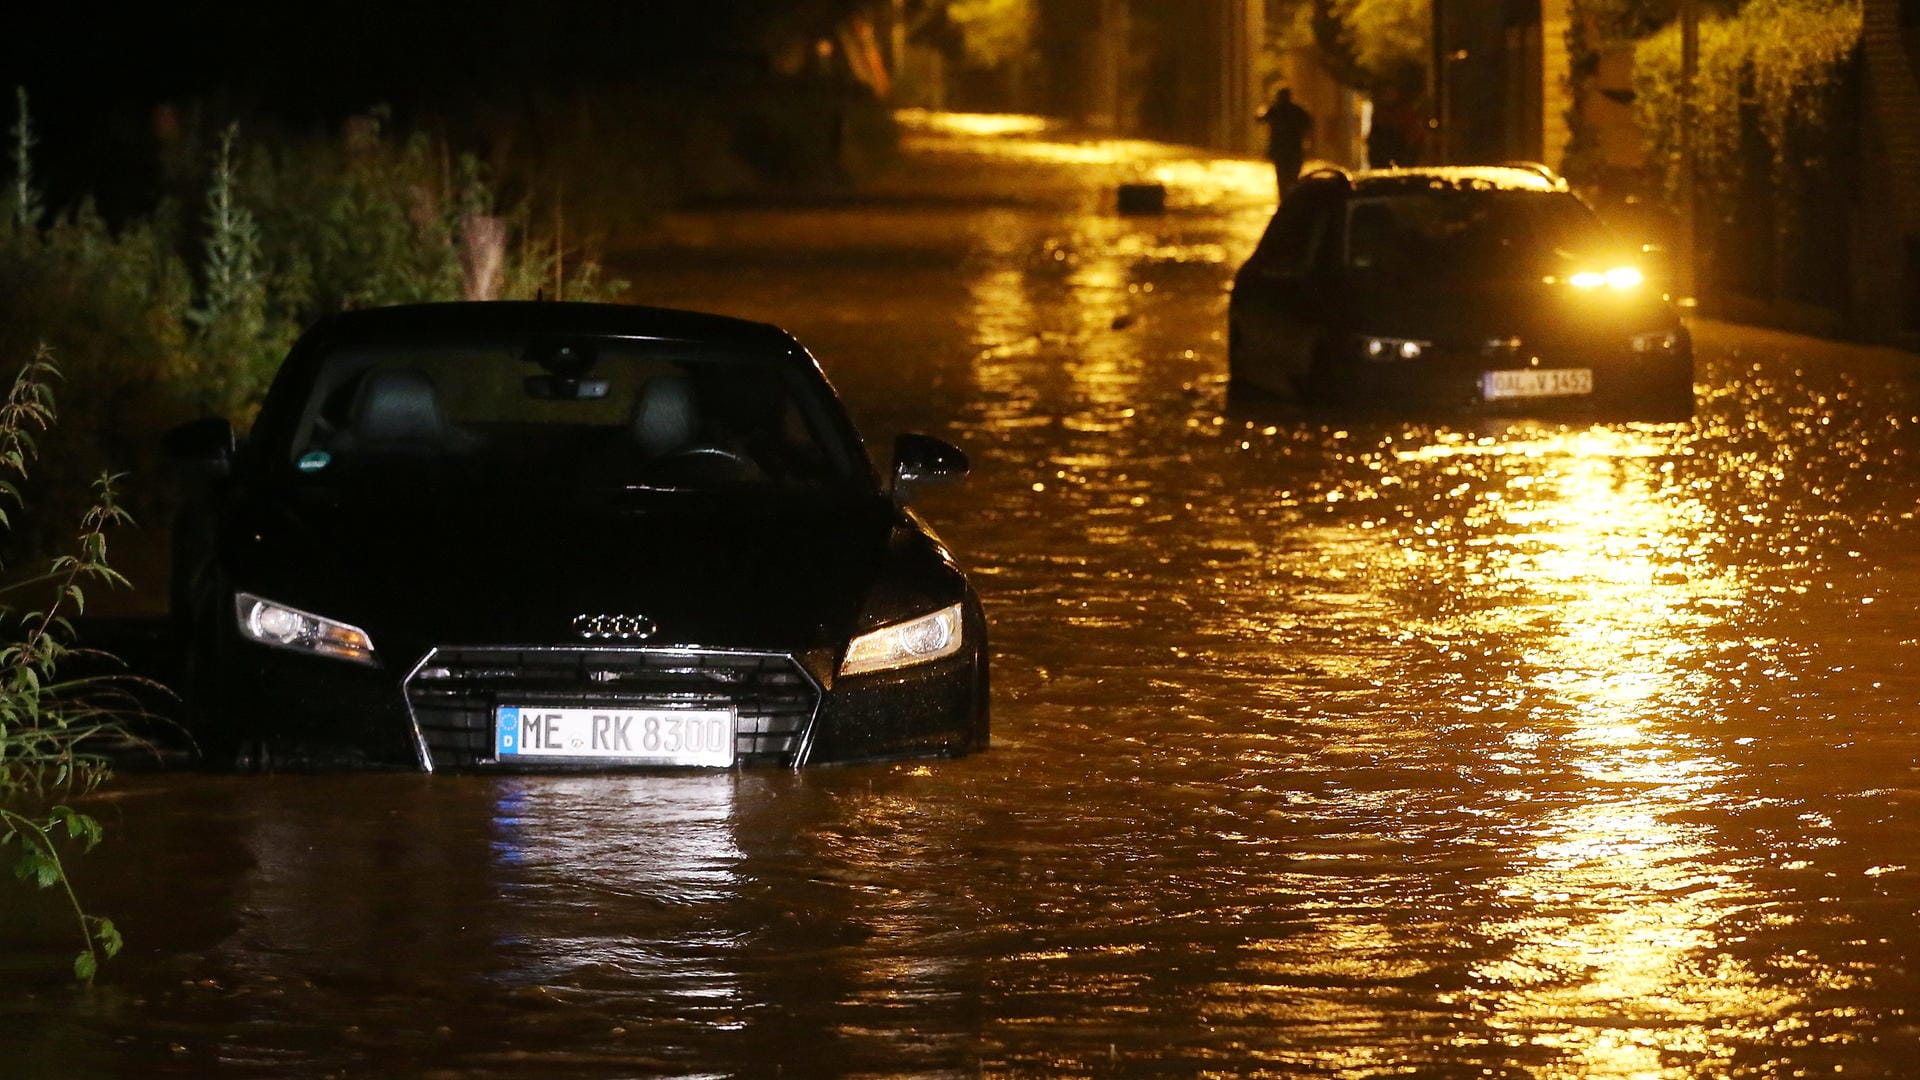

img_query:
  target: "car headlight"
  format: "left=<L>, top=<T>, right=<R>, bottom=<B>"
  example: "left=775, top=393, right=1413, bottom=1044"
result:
left=840, top=602, right=964, bottom=676
left=1562, top=266, right=1644, bottom=290
left=1630, top=329, right=1679, bottom=355
left=234, top=592, right=376, bottom=664
left=1357, top=335, right=1431, bottom=362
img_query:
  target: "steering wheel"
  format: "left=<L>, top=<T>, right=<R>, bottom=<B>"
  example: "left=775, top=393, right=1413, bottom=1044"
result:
left=640, top=444, right=765, bottom=487
left=663, top=445, right=751, bottom=466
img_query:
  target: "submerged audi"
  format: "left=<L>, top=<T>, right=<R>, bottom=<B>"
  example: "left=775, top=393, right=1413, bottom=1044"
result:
left=166, top=302, right=988, bottom=771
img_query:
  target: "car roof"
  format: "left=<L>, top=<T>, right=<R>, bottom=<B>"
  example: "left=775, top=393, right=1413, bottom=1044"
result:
left=303, top=301, right=804, bottom=354
left=1301, top=164, right=1571, bottom=196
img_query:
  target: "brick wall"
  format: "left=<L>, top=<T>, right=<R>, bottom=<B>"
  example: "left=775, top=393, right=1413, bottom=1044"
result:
left=1863, top=0, right=1920, bottom=232
left=1540, top=0, right=1573, bottom=171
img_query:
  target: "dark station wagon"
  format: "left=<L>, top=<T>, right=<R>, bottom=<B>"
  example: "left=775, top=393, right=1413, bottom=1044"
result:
left=1228, top=165, right=1694, bottom=419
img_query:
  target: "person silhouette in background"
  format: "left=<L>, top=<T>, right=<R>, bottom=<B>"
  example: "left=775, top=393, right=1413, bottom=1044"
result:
left=1366, top=88, right=1422, bottom=169
left=1259, top=86, right=1313, bottom=197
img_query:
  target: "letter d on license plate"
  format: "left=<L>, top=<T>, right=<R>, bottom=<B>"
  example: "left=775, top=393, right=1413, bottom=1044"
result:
left=496, top=706, right=736, bottom=767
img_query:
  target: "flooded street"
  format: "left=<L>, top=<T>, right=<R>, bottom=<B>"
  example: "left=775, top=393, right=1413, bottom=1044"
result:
left=7, top=115, right=1920, bottom=1077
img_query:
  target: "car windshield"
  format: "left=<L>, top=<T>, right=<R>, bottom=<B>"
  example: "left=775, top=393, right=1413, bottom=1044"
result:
left=280, top=336, right=866, bottom=494
left=1344, top=189, right=1624, bottom=281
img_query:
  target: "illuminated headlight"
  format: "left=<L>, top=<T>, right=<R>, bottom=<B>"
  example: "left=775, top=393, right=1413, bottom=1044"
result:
left=1358, top=336, right=1430, bottom=361
left=1566, top=266, right=1644, bottom=290
left=1630, top=329, right=1679, bottom=355
left=840, top=603, right=964, bottom=676
left=234, top=592, right=376, bottom=664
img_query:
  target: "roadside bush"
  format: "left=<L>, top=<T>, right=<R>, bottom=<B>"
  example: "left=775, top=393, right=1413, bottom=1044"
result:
left=1, top=89, right=625, bottom=537
left=1633, top=0, right=1861, bottom=208
left=0, top=349, right=138, bottom=982
left=193, top=115, right=625, bottom=419
left=0, top=96, right=195, bottom=540
left=1631, top=0, right=1862, bottom=303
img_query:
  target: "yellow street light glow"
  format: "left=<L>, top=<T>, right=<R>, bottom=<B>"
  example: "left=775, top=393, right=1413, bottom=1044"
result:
left=1568, top=266, right=1644, bottom=290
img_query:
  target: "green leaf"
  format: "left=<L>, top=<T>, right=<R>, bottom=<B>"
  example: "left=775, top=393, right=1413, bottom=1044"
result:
left=73, top=950, right=96, bottom=982
left=55, top=807, right=103, bottom=850
left=13, top=847, right=43, bottom=883
left=93, top=917, right=122, bottom=958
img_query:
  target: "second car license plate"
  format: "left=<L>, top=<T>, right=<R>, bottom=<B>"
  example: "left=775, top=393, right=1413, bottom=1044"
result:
left=1481, top=368, right=1594, bottom=400
left=496, top=706, right=736, bottom=766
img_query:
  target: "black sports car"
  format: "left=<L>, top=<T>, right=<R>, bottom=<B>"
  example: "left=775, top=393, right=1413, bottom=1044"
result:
left=164, top=302, right=988, bottom=771
left=1228, top=165, right=1694, bottom=418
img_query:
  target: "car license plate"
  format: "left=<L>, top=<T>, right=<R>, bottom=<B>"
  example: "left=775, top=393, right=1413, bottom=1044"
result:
left=496, top=706, right=736, bottom=767
left=1481, top=368, right=1594, bottom=400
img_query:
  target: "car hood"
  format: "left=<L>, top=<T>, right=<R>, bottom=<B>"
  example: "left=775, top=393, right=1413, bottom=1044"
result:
left=225, top=486, right=907, bottom=654
left=1338, top=275, right=1673, bottom=347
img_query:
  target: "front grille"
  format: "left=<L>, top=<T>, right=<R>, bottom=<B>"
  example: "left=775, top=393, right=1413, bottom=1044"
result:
left=404, top=647, right=819, bottom=769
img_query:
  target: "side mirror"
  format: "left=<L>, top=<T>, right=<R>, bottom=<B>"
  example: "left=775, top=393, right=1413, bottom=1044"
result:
left=163, top=417, right=236, bottom=476
left=890, top=433, right=968, bottom=506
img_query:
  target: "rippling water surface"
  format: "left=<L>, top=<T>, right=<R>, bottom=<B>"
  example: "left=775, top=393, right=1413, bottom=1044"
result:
left=5, top=116, right=1918, bottom=1077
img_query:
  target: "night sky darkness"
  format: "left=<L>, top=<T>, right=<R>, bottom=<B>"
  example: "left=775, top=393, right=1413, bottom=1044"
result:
left=5, top=0, right=846, bottom=214
left=10, top=1, right=806, bottom=106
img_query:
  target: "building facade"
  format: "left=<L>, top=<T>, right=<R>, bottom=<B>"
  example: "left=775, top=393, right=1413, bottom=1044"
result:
left=1430, top=0, right=1918, bottom=345
left=1430, top=0, right=1572, bottom=166
left=1855, top=0, right=1920, bottom=342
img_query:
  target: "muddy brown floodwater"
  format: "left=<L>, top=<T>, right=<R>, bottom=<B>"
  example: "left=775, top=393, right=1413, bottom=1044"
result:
left=5, top=114, right=1919, bottom=1078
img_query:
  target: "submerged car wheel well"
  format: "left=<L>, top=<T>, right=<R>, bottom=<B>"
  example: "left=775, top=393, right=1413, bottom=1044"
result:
left=1297, top=334, right=1347, bottom=407
left=1225, top=322, right=1272, bottom=407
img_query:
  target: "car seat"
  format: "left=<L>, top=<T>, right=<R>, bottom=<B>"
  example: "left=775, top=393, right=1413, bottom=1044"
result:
left=628, top=374, right=764, bottom=486
left=632, top=374, right=701, bottom=457
left=333, top=368, right=471, bottom=459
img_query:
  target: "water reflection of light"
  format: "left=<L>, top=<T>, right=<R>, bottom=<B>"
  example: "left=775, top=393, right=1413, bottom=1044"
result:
left=964, top=210, right=1043, bottom=412
left=489, top=775, right=747, bottom=994
left=961, top=215, right=1146, bottom=423
left=1405, top=424, right=1793, bottom=1077
left=1063, top=225, right=1144, bottom=412
left=899, top=109, right=1274, bottom=208
left=895, top=109, right=1053, bottom=138
left=1143, top=158, right=1276, bottom=206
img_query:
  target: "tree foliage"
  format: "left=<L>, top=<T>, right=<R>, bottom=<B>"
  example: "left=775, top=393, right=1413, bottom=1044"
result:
left=897, top=0, right=1036, bottom=70
left=1632, top=0, right=1862, bottom=206
left=1282, top=0, right=1429, bottom=95
left=2, top=88, right=624, bottom=455
left=1581, top=0, right=1684, bottom=44
left=948, top=0, right=1036, bottom=68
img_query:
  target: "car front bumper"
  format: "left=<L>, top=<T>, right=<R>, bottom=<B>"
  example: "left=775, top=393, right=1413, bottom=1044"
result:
left=204, top=619, right=988, bottom=772
left=1332, top=337, right=1695, bottom=417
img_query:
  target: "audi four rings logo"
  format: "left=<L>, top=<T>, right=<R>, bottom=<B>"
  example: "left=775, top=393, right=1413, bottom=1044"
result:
left=572, top=613, right=657, bottom=640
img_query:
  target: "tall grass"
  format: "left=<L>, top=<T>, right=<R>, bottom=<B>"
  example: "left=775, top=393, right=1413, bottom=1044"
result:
left=0, top=350, right=139, bottom=982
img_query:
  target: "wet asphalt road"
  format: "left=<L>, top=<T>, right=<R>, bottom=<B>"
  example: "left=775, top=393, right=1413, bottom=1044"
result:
left=5, top=114, right=1920, bottom=1078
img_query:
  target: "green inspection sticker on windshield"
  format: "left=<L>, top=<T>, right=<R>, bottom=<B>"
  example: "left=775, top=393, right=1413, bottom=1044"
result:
left=297, top=450, right=332, bottom=472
